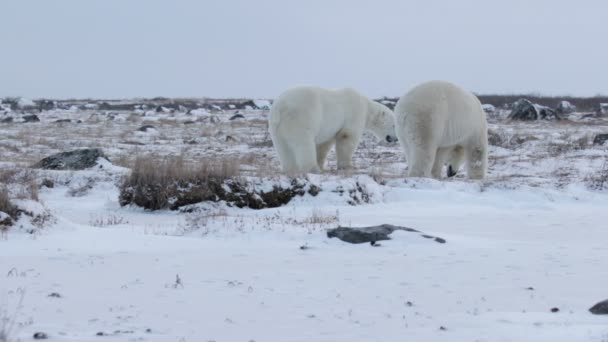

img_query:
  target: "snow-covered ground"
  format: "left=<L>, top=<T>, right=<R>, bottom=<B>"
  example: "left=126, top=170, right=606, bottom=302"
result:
left=1, top=103, right=608, bottom=341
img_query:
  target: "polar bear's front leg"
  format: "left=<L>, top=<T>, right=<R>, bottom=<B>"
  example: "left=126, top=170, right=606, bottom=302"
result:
left=465, top=144, right=487, bottom=179
left=335, top=134, right=358, bottom=170
left=316, top=139, right=335, bottom=171
left=446, top=146, right=464, bottom=177
left=431, top=147, right=451, bottom=179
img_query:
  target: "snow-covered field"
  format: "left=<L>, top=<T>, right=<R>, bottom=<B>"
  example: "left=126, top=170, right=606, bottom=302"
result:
left=1, top=101, right=608, bottom=341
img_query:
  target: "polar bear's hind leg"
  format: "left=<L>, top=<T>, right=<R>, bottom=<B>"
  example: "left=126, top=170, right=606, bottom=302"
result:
left=407, top=142, right=437, bottom=178
left=292, top=134, right=321, bottom=173
left=316, top=139, right=335, bottom=171
left=272, top=134, right=297, bottom=173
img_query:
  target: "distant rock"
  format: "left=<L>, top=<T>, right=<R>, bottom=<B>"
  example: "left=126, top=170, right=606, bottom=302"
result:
left=377, top=98, right=397, bottom=110
left=229, top=114, right=245, bottom=120
left=482, top=104, right=496, bottom=114
left=32, top=148, right=109, bottom=170
left=327, top=224, right=446, bottom=244
left=22, top=114, right=41, bottom=123
left=508, top=99, right=562, bottom=121
left=593, top=133, right=608, bottom=146
left=589, top=299, right=608, bottom=315
left=253, top=99, right=271, bottom=110
left=239, top=100, right=258, bottom=110
left=37, top=100, right=56, bottom=111
left=98, top=102, right=112, bottom=110
left=1, top=117, right=14, bottom=123
left=136, top=125, right=156, bottom=132
left=155, top=105, right=171, bottom=113
left=599, top=103, right=608, bottom=116
left=556, top=100, right=575, bottom=115
left=54, top=119, right=72, bottom=123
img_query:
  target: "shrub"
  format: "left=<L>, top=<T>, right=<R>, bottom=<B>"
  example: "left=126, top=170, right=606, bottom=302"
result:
left=119, top=154, right=318, bottom=210
left=0, top=187, right=19, bottom=222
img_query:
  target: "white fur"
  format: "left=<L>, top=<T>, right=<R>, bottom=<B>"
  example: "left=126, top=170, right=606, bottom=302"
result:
left=269, top=85, right=397, bottom=173
left=394, top=80, right=488, bottom=179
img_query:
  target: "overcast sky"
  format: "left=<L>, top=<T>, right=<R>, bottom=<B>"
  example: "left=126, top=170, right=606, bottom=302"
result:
left=1, top=0, right=606, bottom=99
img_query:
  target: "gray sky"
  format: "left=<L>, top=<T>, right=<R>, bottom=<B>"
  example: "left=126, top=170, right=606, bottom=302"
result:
left=1, top=0, right=606, bottom=99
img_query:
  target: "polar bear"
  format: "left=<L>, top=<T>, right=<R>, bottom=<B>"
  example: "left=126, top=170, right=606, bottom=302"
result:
left=394, top=80, right=488, bottom=179
left=269, top=86, right=398, bottom=173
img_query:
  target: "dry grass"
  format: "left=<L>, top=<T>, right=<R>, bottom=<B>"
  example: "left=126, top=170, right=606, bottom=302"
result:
left=119, top=154, right=241, bottom=210
left=0, top=187, right=19, bottom=220
left=586, top=160, right=608, bottom=190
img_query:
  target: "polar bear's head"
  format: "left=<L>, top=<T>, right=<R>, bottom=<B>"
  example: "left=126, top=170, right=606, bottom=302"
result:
left=367, top=102, right=398, bottom=143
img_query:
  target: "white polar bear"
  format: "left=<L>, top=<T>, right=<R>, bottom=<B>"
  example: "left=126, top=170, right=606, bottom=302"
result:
left=269, top=85, right=398, bottom=173
left=394, top=80, right=488, bottom=179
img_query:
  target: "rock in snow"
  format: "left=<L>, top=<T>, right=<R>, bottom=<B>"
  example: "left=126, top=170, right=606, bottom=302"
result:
left=22, top=114, right=41, bottom=123
left=593, top=133, right=608, bottom=146
left=556, top=100, right=575, bottom=114
left=508, top=99, right=562, bottom=121
left=589, top=299, right=608, bottom=315
left=32, top=148, right=110, bottom=170
left=326, top=224, right=446, bottom=244
left=482, top=104, right=496, bottom=114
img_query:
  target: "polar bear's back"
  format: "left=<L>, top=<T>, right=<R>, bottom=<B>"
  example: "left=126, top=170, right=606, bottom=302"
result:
left=269, top=86, right=367, bottom=141
left=395, top=80, right=486, bottom=146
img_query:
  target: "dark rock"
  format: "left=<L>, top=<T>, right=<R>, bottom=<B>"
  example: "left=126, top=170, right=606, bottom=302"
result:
left=1, top=116, right=13, bottom=123
left=550, top=307, right=559, bottom=313
left=482, top=104, right=496, bottom=114
left=229, top=114, right=245, bottom=120
left=183, top=120, right=195, bottom=125
left=589, top=299, right=608, bottom=315
left=556, top=100, right=575, bottom=115
left=37, top=100, right=56, bottom=111
left=137, top=125, right=156, bottom=132
left=33, top=332, right=49, bottom=339
left=599, top=103, right=608, bottom=116
left=325, top=224, right=448, bottom=245
left=22, top=114, right=41, bottom=123
left=593, top=134, right=608, bottom=146
left=47, top=292, right=62, bottom=298
left=240, top=100, right=258, bottom=109
left=55, top=119, right=71, bottom=123
left=32, top=148, right=109, bottom=170
left=375, top=98, right=397, bottom=110
left=508, top=99, right=562, bottom=121
left=98, top=102, right=112, bottom=110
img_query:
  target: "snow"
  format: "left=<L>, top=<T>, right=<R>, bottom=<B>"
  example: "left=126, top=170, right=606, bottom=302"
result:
left=2, top=179, right=608, bottom=341
left=189, top=108, right=208, bottom=116
left=0, top=101, right=608, bottom=341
